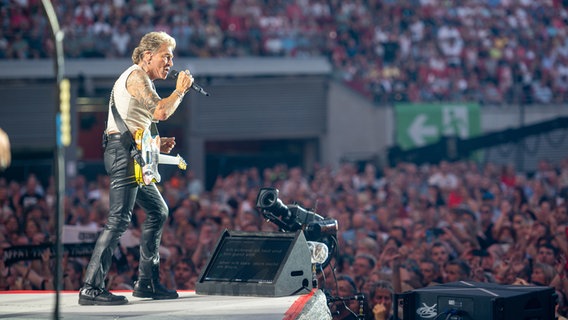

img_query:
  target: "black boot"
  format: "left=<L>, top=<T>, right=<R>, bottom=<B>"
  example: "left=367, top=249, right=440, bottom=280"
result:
left=133, top=278, right=179, bottom=300
left=78, top=286, right=128, bottom=306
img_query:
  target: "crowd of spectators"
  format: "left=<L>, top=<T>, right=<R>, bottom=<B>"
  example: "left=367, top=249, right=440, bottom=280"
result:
left=2, top=157, right=568, bottom=319
left=3, top=0, right=568, bottom=105
left=3, top=1, right=568, bottom=318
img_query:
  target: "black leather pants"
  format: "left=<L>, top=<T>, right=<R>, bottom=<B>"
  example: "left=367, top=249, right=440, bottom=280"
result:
left=83, top=138, right=169, bottom=289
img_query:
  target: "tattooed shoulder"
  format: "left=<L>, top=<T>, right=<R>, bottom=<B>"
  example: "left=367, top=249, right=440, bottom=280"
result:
left=127, top=69, right=160, bottom=109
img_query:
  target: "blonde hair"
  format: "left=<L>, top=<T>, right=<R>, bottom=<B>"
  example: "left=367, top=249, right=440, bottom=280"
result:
left=131, top=31, right=176, bottom=64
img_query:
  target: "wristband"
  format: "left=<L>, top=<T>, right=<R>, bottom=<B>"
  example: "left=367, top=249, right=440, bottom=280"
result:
left=173, top=89, right=185, bottom=99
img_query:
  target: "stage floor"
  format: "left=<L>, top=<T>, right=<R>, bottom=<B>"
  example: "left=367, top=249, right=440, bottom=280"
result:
left=0, top=290, right=330, bottom=320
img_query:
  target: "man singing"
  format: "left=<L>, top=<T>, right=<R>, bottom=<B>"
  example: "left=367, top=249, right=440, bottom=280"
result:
left=79, top=31, right=193, bottom=306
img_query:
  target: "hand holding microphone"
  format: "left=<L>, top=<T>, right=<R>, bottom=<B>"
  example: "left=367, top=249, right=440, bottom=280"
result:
left=169, top=69, right=209, bottom=96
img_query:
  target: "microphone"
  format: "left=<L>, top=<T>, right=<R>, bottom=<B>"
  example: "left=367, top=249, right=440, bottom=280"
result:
left=327, top=293, right=366, bottom=303
left=168, top=69, right=210, bottom=96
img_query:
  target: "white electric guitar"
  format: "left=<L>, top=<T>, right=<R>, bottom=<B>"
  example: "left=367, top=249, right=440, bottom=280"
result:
left=134, top=127, right=187, bottom=185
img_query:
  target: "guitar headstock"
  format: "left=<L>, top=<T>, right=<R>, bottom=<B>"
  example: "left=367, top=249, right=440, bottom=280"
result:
left=177, top=154, right=188, bottom=170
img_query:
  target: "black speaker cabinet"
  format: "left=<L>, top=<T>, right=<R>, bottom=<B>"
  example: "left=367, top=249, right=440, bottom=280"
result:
left=195, top=230, right=313, bottom=297
left=395, top=281, right=556, bottom=320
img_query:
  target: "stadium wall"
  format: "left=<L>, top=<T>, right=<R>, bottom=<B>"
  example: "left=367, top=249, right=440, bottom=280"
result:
left=0, top=58, right=567, bottom=186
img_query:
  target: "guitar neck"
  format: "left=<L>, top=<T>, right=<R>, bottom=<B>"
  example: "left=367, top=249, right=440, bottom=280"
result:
left=158, top=154, right=187, bottom=170
left=158, top=154, right=181, bottom=166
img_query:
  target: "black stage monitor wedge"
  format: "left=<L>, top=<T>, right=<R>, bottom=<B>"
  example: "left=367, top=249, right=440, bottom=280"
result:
left=195, top=230, right=313, bottom=297
left=395, top=281, right=556, bottom=320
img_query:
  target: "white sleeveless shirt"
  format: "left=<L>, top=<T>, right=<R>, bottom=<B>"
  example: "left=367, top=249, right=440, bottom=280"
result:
left=106, top=65, right=157, bottom=135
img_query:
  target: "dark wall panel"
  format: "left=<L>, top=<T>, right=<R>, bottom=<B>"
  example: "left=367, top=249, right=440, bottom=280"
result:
left=190, top=77, right=327, bottom=139
left=0, top=84, right=57, bottom=150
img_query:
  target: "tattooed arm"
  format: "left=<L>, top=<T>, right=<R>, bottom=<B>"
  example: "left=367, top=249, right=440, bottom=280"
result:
left=126, top=68, right=192, bottom=121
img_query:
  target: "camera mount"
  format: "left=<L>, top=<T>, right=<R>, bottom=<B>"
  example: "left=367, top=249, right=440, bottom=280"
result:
left=256, top=187, right=338, bottom=269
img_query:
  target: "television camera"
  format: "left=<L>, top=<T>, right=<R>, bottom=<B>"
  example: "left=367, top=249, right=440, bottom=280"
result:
left=255, top=187, right=338, bottom=269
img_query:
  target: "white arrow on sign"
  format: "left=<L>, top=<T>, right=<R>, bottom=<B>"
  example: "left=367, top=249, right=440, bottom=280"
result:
left=408, top=114, right=438, bottom=146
